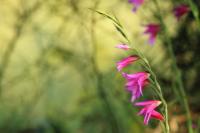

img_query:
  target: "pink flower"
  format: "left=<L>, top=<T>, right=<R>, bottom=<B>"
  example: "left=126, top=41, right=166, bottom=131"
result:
left=135, top=100, right=164, bottom=125
left=144, top=24, right=160, bottom=45
left=115, top=44, right=131, bottom=50
left=129, top=0, right=144, bottom=12
left=173, top=4, right=190, bottom=20
left=122, top=72, right=150, bottom=102
left=117, top=55, right=139, bottom=71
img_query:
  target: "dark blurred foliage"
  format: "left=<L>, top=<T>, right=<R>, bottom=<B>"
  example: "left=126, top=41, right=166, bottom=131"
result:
left=170, top=0, right=200, bottom=112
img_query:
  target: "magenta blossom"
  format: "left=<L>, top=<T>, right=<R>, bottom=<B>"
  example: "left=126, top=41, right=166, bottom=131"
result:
left=115, top=44, right=131, bottom=50
left=129, top=0, right=144, bottom=12
left=173, top=4, right=190, bottom=20
left=135, top=100, right=164, bottom=125
left=144, top=24, right=160, bottom=45
left=122, top=72, right=150, bottom=102
left=117, top=55, right=139, bottom=71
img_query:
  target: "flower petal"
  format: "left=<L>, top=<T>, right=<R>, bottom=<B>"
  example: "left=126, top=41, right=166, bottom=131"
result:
left=122, top=72, right=149, bottom=80
left=117, top=55, right=138, bottom=71
left=135, top=100, right=161, bottom=106
left=115, top=44, right=131, bottom=50
left=151, top=110, right=164, bottom=121
left=143, top=24, right=160, bottom=45
left=173, top=4, right=190, bottom=20
left=129, top=0, right=144, bottom=12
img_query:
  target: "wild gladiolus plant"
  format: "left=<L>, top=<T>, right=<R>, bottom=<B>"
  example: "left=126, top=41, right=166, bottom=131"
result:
left=92, top=0, right=199, bottom=132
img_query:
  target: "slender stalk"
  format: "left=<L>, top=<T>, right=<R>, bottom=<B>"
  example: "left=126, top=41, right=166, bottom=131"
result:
left=165, top=36, right=193, bottom=132
left=168, top=43, right=193, bottom=133
left=91, top=2, right=120, bottom=133
left=141, top=57, right=170, bottom=133
left=153, top=0, right=193, bottom=132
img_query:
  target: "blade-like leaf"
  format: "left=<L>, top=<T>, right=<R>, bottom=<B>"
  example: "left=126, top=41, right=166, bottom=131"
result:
left=114, top=24, right=130, bottom=43
left=90, top=9, right=131, bottom=44
left=90, top=9, right=120, bottom=26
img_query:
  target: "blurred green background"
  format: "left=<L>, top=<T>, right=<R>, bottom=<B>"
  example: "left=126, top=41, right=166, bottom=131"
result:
left=0, top=0, right=200, bottom=133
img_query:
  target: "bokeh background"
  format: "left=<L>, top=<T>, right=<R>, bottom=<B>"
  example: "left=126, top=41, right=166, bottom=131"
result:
left=0, top=0, right=200, bottom=132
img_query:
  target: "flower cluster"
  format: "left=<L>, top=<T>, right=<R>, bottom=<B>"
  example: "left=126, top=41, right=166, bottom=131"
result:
left=116, top=44, right=164, bottom=125
left=129, top=1, right=190, bottom=45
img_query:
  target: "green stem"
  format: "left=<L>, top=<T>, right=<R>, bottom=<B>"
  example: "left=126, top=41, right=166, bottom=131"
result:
left=142, top=58, right=170, bottom=133
left=133, top=49, right=170, bottom=133
left=168, top=44, right=193, bottom=133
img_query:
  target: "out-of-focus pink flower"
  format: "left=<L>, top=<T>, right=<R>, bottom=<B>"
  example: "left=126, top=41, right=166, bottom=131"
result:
left=117, top=55, right=139, bottom=71
left=122, top=72, right=150, bottom=102
left=135, top=100, right=164, bottom=125
left=115, top=44, right=131, bottom=50
left=129, top=0, right=144, bottom=12
left=173, top=4, right=190, bottom=20
left=144, top=24, right=160, bottom=45
left=192, top=123, right=197, bottom=129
